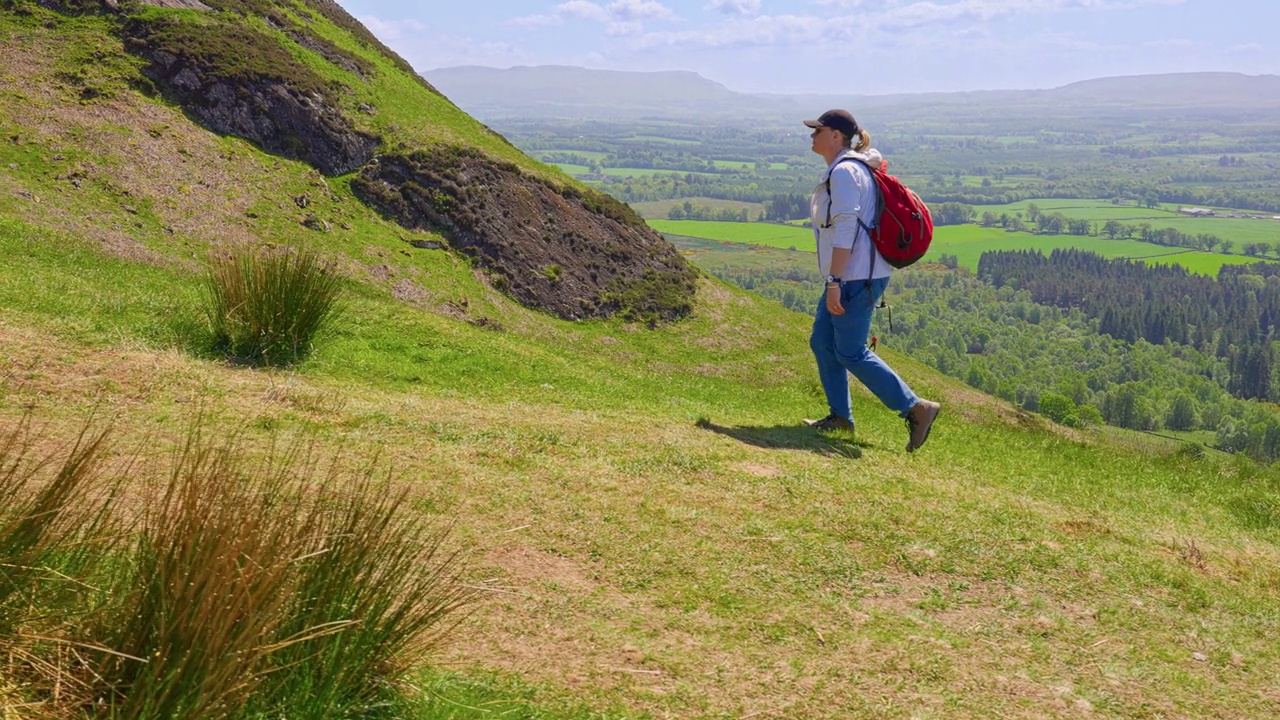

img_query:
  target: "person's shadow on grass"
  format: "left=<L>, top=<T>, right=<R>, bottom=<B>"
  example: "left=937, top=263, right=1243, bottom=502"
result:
left=695, top=418, right=865, bottom=459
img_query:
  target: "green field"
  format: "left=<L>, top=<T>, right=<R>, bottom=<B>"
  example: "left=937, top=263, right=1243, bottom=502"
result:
left=710, top=159, right=790, bottom=170
left=973, top=199, right=1280, bottom=246
left=550, top=162, right=590, bottom=175
left=651, top=219, right=1264, bottom=275
left=542, top=149, right=610, bottom=161
left=620, top=134, right=699, bottom=145
left=928, top=225, right=1263, bottom=274
left=648, top=219, right=813, bottom=250
left=631, top=197, right=766, bottom=220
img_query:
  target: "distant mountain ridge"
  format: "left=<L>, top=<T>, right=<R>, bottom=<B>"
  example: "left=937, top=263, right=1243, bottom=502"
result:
left=427, top=66, right=1280, bottom=120
left=1052, top=72, right=1280, bottom=107
left=428, top=64, right=760, bottom=116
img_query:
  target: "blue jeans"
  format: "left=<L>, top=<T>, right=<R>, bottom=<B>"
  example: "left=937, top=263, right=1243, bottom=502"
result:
left=810, top=277, right=918, bottom=423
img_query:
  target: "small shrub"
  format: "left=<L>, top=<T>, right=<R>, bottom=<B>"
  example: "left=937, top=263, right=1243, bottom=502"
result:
left=601, top=266, right=698, bottom=325
left=1179, top=442, right=1208, bottom=459
left=203, top=246, right=345, bottom=366
left=1038, top=392, right=1076, bottom=424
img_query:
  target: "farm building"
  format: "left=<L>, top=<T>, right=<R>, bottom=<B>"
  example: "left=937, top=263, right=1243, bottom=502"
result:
left=1179, top=207, right=1215, bottom=217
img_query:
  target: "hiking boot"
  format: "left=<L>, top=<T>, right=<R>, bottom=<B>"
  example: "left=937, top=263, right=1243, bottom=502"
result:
left=804, top=413, right=854, bottom=432
left=905, top=400, right=941, bottom=452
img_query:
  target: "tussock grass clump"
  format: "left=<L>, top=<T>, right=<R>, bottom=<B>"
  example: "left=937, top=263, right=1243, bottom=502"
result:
left=203, top=247, right=345, bottom=366
left=248, top=467, right=470, bottom=717
left=0, top=416, right=472, bottom=718
left=0, top=418, right=118, bottom=632
left=0, top=417, right=120, bottom=715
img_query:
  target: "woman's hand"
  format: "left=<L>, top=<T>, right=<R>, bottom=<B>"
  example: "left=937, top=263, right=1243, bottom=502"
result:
left=825, top=284, right=845, bottom=316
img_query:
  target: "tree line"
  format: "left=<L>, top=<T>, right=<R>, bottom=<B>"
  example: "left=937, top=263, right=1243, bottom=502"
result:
left=978, top=249, right=1280, bottom=404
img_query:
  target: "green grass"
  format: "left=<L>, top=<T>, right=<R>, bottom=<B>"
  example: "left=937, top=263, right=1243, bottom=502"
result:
left=602, top=167, right=719, bottom=178
left=5, top=6, right=1280, bottom=719
left=0, top=414, right=470, bottom=719
left=6, top=206, right=1280, bottom=717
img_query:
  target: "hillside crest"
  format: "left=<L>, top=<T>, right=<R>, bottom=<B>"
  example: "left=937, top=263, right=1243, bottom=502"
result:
left=17, top=0, right=695, bottom=322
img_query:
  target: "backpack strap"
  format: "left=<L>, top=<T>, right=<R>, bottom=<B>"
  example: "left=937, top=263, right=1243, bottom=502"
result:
left=822, top=156, right=883, bottom=287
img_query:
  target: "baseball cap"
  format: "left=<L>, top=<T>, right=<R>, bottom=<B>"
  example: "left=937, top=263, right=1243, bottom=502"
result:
left=803, top=109, right=858, bottom=137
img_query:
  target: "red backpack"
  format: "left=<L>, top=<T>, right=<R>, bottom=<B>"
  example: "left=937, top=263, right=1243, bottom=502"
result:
left=823, top=157, right=933, bottom=272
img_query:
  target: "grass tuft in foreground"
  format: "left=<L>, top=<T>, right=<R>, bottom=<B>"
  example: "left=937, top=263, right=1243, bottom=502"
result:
left=0, top=415, right=472, bottom=718
left=203, top=247, right=345, bottom=366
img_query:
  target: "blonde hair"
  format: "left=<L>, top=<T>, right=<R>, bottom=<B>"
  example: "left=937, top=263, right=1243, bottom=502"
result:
left=839, top=128, right=871, bottom=152
left=853, top=128, right=871, bottom=152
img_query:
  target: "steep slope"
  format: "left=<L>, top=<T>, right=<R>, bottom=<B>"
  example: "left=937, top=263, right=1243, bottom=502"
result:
left=2, top=4, right=1279, bottom=720
left=3, top=0, right=694, bottom=322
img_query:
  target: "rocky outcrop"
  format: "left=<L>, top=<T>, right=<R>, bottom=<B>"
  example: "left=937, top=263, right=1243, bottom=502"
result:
left=137, top=0, right=212, bottom=9
left=352, top=148, right=697, bottom=322
left=123, top=21, right=378, bottom=176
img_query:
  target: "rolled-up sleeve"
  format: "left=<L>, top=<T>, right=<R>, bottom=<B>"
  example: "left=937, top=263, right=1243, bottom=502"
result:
left=825, top=165, right=864, bottom=250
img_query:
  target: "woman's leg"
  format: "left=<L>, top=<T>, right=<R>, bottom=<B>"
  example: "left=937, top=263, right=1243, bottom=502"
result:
left=829, top=278, right=918, bottom=416
left=810, top=293, right=852, bottom=420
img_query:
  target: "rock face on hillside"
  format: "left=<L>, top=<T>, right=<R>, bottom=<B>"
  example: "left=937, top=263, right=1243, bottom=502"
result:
left=123, top=19, right=378, bottom=176
left=353, top=148, right=697, bottom=322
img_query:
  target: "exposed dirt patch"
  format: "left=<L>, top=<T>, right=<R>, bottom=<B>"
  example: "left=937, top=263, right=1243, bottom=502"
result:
left=732, top=461, right=782, bottom=478
left=0, top=40, right=267, bottom=258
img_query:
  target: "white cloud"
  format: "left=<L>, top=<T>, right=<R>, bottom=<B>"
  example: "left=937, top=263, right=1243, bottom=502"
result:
left=706, top=0, right=761, bottom=14
left=509, top=0, right=675, bottom=29
left=560, top=0, right=613, bottom=22
left=607, top=20, right=646, bottom=35
left=634, top=14, right=823, bottom=49
left=1142, top=37, right=1206, bottom=50
left=356, top=16, right=429, bottom=43
left=358, top=24, right=531, bottom=72
left=1226, top=43, right=1266, bottom=56
left=609, top=0, right=676, bottom=21
left=630, top=0, right=1182, bottom=53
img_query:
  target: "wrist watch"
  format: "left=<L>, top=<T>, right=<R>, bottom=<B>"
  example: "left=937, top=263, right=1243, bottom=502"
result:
left=825, top=274, right=842, bottom=285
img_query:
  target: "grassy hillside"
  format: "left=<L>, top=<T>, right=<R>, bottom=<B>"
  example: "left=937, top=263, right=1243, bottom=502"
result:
left=2, top=4, right=1279, bottom=720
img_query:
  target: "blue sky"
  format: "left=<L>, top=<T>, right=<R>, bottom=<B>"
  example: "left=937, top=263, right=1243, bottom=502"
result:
left=334, top=1, right=1280, bottom=95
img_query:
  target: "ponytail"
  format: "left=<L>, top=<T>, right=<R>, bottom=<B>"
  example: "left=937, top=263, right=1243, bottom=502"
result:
left=854, top=129, right=871, bottom=152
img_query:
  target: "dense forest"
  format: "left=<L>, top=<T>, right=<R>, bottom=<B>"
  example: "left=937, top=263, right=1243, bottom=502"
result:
left=979, top=250, right=1280, bottom=403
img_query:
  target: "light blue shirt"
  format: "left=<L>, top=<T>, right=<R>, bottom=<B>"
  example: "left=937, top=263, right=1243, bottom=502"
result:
left=810, top=149, right=888, bottom=281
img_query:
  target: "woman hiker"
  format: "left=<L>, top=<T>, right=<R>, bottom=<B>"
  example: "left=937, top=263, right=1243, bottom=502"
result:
left=802, top=109, right=941, bottom=452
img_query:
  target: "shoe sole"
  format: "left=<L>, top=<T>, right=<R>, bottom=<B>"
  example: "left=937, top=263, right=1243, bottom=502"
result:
left=907, top=403, right=940, bottom=452
left=803, top=418, right=854, bottom=432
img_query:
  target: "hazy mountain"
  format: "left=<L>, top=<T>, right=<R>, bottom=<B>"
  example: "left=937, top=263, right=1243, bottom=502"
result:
left=427, top=65, right=762, bottom=117
left=1051, top=72, right=1280, bottom=108
left=427, top=66, right=1280, bottom=121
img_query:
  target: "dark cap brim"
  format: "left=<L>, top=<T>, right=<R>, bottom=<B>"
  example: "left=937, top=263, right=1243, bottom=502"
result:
left=803, top=119, right=823, bottom=128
